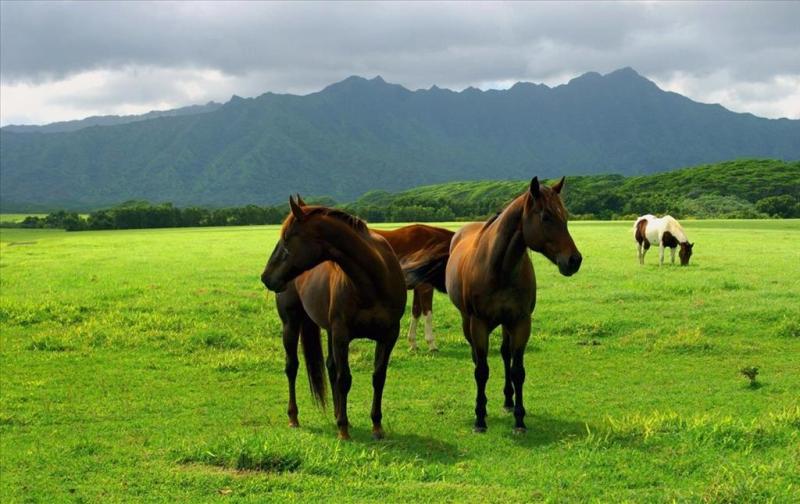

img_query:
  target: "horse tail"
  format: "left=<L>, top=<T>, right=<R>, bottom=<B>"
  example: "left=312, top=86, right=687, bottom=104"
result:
left=299, top=318, right=327, bottom=408
left=402, top=248, right=449, bottom=293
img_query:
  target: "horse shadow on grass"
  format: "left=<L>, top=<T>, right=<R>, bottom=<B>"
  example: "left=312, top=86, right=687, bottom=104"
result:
left=304, top=424, right=462, bottom=465
left=403, top=342, right=543, bottom=363
left=510, top=414, right=596, bottom=448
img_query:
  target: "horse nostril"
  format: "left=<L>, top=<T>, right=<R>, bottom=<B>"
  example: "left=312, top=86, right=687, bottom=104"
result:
left=569, top=254, right=582, bottom=269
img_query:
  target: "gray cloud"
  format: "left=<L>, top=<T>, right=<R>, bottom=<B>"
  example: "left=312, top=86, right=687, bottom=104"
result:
left=1, top=1, right=799, bottom=122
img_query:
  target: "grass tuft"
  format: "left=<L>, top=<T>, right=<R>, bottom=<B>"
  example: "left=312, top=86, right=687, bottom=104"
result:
left=26, top=335, right=75, bottom=352
left=189, top=329, right=244, bottom=350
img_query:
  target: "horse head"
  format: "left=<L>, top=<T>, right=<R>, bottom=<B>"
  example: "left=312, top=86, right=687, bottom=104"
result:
left=521, top=176, right=582, bottom=276
left=261, top=195, right=326, bottom=292
left=679, top=241, right=694, bottom=266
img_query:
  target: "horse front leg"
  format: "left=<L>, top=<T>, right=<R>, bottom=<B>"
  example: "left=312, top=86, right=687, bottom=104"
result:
left=331, top=331, right=352, bottom=440
left=500, top=328, right=514, bottom=412
left=670, top=247, right=676, bottom=265
left=659, top=243, right=665, bottom=266
left=508, top=318, right=531, bottom=434
left=371, top=326, right=398, bottom=440
left=282, top=319, right=301, bottom=427
left=469, top=317, right=491, bottom=432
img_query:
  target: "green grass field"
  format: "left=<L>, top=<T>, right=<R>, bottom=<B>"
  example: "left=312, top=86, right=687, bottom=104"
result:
left=1, top=221, right=798, bottom=502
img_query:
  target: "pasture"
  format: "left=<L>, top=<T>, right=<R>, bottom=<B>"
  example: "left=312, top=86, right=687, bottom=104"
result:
left=1, top=220, right=798, bottom=502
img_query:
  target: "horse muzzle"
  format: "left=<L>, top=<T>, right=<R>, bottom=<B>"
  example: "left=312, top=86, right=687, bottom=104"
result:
left=261, top=271, right=288, bottom=293
left=557, top=253, right=582, bottom=277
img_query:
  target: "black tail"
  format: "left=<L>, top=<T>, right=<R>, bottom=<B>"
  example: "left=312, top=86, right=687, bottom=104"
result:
left=299, top=319, right=326, bottom=407
left=402, top=252, right=448, bottom=293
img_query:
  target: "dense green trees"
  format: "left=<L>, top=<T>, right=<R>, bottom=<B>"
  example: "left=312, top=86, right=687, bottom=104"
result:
left=345, top=159, right=800, bottom=222
left=5, top=159, right=798, bottom=231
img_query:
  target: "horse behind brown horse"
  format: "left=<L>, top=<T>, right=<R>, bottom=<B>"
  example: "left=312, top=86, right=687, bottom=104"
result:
left=374, top=225, right=454, bottom=352
left=261, top=197, right=407, bottom=440
left=412, top=176, right=582, bottom=434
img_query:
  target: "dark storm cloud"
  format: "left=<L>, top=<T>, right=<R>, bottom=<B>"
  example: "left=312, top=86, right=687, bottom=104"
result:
left=3, top=1, right=798, bottom=85
left=1, top=1, right=798, bottom=122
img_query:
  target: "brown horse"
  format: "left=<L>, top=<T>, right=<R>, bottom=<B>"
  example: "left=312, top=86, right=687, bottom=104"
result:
left=261, top=197, right=407, bottom=440
left=374, top=225, right=455, bottom=352
left=435, top=177, right=582, bottom=433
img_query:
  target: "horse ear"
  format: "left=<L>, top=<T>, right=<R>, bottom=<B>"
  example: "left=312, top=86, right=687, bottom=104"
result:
left=552, top=176, right=565, bottom=194
left=529, top=176, right=541, bottom=199
left=289, top=196, right=306, bottom=221
left=295, top=194, right=307, bottom=206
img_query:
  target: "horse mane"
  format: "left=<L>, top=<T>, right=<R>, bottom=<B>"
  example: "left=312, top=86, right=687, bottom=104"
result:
left=282, top=206, right=368, bottom=235
left=481, top=211, right=502, bottom=230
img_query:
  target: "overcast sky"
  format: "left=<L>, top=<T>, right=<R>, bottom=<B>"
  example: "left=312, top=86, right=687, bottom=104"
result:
left=1, top=1, right=799, bottom=126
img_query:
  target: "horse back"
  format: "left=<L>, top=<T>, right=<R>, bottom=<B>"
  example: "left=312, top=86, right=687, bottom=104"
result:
left=374, top=225, right=454, bottom=259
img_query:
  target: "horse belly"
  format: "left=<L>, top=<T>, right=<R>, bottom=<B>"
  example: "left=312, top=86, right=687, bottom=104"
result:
left=646, top=227, right=661, bottom=246
left=295, top=267, right=334, bottom=331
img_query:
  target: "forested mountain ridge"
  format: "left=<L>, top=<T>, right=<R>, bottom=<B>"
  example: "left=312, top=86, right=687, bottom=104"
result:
left=1, top=102, right=221, bottom=134
left=1, top=68, right=798, bottom=211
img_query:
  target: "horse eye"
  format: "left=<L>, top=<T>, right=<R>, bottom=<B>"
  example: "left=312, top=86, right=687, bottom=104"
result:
left=542, top=213, right=552, bottom=223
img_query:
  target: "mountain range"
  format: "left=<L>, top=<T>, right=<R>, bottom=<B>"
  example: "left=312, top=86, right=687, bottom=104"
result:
left=1, top=67, right=798, bottom=211
left=1, top=102, right=222, bottom=134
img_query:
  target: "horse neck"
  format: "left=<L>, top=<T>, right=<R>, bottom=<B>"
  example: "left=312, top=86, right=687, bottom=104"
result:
left=318, top=220, right=388, bottom=301
left=665, top=219, right=688, bottom=243
left=484, top=194, right=529, bottom=277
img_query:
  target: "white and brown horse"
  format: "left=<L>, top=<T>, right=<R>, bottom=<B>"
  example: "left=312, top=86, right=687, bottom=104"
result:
left=634, top=214, right=694, bottom=266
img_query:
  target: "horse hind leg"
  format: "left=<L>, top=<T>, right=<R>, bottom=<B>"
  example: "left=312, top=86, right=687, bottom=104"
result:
left=370, top=328, right=398, bottom=440
left=420, top=285, right=437, bottom=351
left=407, top=288, right=422, bottom=351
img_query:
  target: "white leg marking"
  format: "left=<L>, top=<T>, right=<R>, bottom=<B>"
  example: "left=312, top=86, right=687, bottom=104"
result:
left=407, top=315, right=419, bottom=350
left=670, top=248, right=676, bottom=264
left=424, top=311, right=437, bottom=351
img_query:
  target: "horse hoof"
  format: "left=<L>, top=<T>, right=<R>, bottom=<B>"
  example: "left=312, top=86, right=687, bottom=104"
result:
left=503, top=406, right=514, bottom=414
left=337, top=431, right=352, bottom=441
left=513, top=427, right=527, bottom=435
left=409, top=346, right=418, bottom=352
left=288, top=420, right=300, bottom=428
left=372, top=428, right=385, bottom=440
left=473, top=426, right=487, bottom=434
left=429, top=347, right=439, bottom=353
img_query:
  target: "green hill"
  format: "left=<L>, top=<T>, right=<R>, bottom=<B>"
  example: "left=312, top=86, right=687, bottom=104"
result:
left=2, top=69, right=799, bottom=211
left=345, top=159, right=800, bottom=220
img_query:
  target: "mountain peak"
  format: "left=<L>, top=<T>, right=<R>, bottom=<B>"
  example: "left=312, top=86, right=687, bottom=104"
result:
left=608, top=66, right=642, bottom=78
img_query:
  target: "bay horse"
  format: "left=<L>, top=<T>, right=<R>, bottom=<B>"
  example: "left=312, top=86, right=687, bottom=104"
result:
left=374, top=225, right=455, bottom=352
left=261, top=196, right=407, bottom=440
left=408, top=177, right=582, bottom=433
left=634, top=214, right=694, bottom=266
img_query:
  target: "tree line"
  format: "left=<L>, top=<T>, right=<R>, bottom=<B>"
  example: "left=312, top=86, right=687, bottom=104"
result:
left=5, top=159, right=799, bottom=231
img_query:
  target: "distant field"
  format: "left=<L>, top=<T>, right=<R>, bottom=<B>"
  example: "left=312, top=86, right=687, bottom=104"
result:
left=1, top=221, right=799, bottom=501
left=0, top=213, right=46, bottom=223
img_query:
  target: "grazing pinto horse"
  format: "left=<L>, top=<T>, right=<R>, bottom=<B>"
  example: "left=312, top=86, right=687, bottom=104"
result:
left=433, top=177, right=581, bottom=433
left=374, top=225, right=455, bottom=352
left=634, top=214, right=694, bottom=266
left=261, top=197, right=406, bottom=440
